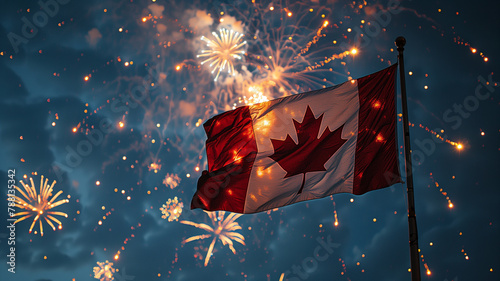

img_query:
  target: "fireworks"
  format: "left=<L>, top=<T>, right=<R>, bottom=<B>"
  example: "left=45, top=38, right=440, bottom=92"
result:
left=242, top=3, right=350, bottom=97
left=429, top=173, right=454, bottom=209
left=163, top=173, right=181, bottom=189
left=6, top=0, right=494, bottom=279
left=333, top=203, right=339, bottom=227
left=93, top=260, right=116, bottom=281
left=198, top=28, right=247, bottom=81
left=148, top=162, right=161, bottom=173
left=12, top=175, right=69, bottom=236
left=181, top=211, right=245, bottom=266
left=232, top=85, right=269, bottom=109
left=406, top=121, right=462, bottom=150
left=160, top=197, right=183, bottom=221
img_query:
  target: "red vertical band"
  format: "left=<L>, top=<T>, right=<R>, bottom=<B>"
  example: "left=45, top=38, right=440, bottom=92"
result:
left=353, top=64, right=401, bottom=195
left=191, top=106, right=257, bottom=213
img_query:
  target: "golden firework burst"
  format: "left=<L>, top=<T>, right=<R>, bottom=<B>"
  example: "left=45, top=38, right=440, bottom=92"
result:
left=12, top=175, right=69, bottom=236
left=162, top=173, right=181, bottom=189
left=198, top=28, right=247, bottom=81
left=181, top=211, right=245, bottom=266
left=160, top=197, right=183, bottom=222
left=93, top=260, right=116, bottom=281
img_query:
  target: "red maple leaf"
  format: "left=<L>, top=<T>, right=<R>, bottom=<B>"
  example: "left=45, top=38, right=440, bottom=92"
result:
left=269, top=105, right=347, bottom=195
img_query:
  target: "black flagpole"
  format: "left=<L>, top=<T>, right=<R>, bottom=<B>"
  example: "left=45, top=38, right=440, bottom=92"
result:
left=396, top=36, right=421, bottom=281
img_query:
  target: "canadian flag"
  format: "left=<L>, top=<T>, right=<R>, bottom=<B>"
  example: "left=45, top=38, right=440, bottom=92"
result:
left=191, top=65, right=401, bottom=214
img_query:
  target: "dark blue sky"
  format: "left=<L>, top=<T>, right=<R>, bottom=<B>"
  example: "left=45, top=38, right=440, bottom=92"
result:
left=0, top=0, right=498, bottom=280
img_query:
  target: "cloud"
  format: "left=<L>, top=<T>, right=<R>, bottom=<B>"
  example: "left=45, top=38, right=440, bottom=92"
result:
left=85, top=28, right=102, bottom=47
left=157, top=23, right=167, bottom=34
left=0, top=64, right=29, bottom=102
left=218, top=15, right=245, bottom=33
left=170, top=31, right=184, bottom=41
left=148, top=3, right=165, bottom=17
left=188, top=9, right=213, bottom=32
left=178, top=100, right=197, bottom=117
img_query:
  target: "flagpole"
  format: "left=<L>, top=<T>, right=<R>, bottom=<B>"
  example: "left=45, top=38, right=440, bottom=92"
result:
left=395, top=36, right=421, bottom=281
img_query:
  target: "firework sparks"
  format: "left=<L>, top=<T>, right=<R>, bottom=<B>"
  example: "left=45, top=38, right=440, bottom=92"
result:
left=306, top=50, right=352, bottom=71
left=198, top=28, right=247, bottom=81
left=333, top=202, right=339, bottom=227
left=93, top=260, right=116, bottom=281
left=163, top=173, right=181, bottom=189
left=329, top=195, right=340, bottom=227
left=406, top=121, right=462, bottom=150
left=242, top=3, right=349, bottom=96
left=232, top=84, right=269, bottom=109
left=296, top=20, right=330, bottom=58
left=181, top=211, right=245, bottom=266
left=148, top=162, right=161, bottom=173
left=160, top=197, right=183, bottom=221
left=12, top=175, right=69, bottom=236
left=429, top=173, right=454, bottom=209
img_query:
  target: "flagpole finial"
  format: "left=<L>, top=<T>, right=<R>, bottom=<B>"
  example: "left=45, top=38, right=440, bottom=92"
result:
left=395, top=36, right=406, bottom=51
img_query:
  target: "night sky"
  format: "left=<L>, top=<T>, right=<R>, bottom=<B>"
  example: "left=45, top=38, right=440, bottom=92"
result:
left=0, top=0, right=499, bottom=280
